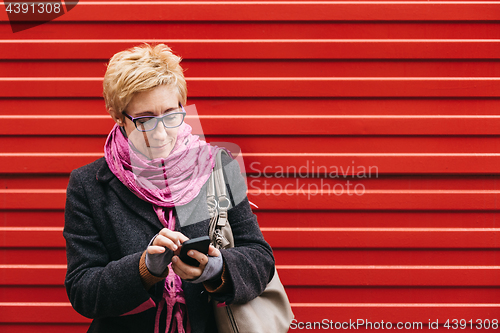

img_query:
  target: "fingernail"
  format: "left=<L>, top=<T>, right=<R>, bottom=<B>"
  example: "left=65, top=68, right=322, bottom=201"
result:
left=189, top=251, right=194, bottom=256
left=173, top=244, right=178, bottom=250
left=172, top=257, right=177, bottom=263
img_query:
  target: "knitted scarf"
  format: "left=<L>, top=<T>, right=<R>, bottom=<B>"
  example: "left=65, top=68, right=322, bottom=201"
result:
left=104, top=122, right=217, bottom=333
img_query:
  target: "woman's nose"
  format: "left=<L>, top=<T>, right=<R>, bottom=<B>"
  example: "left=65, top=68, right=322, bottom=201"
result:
left=150, top=122, right=169, bottom=140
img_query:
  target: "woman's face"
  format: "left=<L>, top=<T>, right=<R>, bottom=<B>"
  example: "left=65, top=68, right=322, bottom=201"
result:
left=121, top=85, right=181, bottom=160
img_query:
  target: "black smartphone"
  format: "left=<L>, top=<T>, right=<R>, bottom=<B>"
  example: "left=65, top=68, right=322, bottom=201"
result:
left=178, top=236, right=211, bottom=267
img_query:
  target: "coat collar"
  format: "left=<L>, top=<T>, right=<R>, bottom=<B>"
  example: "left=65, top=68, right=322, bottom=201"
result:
left=96, top=159, right=163, bottom=230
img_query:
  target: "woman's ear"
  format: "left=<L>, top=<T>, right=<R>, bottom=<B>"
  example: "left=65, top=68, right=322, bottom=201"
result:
left=109, top=108, right=124, bottom=126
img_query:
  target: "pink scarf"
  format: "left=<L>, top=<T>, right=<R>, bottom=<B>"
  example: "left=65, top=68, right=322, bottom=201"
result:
left=104, top=122, right=218, bottom=333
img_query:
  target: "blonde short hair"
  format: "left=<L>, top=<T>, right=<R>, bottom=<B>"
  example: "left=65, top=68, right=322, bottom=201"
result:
left=103, top=44, right=187, bottom=122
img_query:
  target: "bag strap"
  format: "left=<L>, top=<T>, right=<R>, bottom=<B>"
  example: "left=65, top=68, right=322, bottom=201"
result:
left=208, top=149, right=233, bottom=249
left=214, top=150, right=231, bottom=227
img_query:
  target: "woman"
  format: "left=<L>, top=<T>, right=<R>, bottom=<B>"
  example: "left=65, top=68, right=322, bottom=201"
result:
left=63, top=44, right=275, bottom=333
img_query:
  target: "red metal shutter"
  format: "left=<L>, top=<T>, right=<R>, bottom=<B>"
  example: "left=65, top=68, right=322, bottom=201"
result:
left=1, top=1, right=499, bottom=332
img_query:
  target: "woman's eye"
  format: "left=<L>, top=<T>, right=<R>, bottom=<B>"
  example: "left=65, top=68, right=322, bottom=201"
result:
left=137, top=118, right=154, bottom=124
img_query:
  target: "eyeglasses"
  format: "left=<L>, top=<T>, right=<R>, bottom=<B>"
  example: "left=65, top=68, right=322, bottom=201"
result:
left=123, top=105, right=186, bottom=132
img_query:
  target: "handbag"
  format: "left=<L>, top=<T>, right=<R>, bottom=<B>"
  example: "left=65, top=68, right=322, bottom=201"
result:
left=206, top=150, right=294, bottom=333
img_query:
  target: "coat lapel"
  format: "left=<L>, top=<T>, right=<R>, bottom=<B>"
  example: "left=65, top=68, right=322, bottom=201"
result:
left=96, top=159, right=163, bottom=230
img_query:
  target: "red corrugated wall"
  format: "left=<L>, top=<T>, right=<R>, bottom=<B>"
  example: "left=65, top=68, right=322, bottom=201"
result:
left=1, top=1, right=500, bottom=332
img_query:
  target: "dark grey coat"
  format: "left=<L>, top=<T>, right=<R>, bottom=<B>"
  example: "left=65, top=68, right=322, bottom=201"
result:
left=63, top=154, right=274, bottom=333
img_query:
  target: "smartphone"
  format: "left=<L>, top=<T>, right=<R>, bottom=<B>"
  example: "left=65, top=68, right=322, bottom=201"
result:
left=178, top=236, right=211, bottom=267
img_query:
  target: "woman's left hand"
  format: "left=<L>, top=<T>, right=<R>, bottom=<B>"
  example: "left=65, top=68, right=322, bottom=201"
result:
left=171, top=244, right=220, bottom=280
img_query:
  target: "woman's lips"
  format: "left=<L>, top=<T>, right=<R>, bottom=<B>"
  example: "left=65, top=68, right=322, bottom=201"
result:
left=149, top=141, right=171, bottom=149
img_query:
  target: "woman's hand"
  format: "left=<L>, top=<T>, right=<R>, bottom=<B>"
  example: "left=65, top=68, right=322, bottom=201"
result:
left=147, top=228, right=189, bottom=254
left=145, top=229, right=190, bottom=276
left=171, top=244, right=220, bottom=280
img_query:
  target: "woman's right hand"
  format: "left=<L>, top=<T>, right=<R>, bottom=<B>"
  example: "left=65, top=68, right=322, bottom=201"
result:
left=148, top=228, right=189, bottom=254
left=145, top=229, right=189, bottom=276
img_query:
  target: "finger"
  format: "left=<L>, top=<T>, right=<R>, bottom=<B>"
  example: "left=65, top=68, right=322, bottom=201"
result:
left=157, top=229, right=180, bottom=246
left=177, top=233, right=190, bottom=244
left=187, top=250, right=209, bottom=267
left=159, top=228, right=189, bottom=242
left=158, top=229, right=189, bottom=247
left=152, top=234, right=178, bottom=252
left=171, top=257, right=189, bottom=279
left=207, top=245, right=220, bottom=257
left=147, top=245, right=166, bottom=255
left=172, top=256, right=202, bottom=280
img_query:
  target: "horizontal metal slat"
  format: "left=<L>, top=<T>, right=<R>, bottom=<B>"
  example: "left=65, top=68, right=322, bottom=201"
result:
left=0, top=265, right=67, bottom=285
left=2, top=98, right=500, bottom=117
left=179, top=77, right=500, bottom=97
left=0, top=116, right=115, bottom=136
left=5, top=175, right=500, bottom=191
left=1, top=153, right=500, bottom=174
left=0, top=211, right=64, bottom=227
left=1, top=77, right=500, bottom=98
left=0, top=286, right=68, bottom=303
left=0, top=324, right=90, bottom=333
left=0, top=77, right=500, bottom=97
left=4, top=115, right=500, bottom=135
left=3, top=22, right=500, bottom=40
left=3, top=136, right=500, bottom=154
left=0, top=302, right=499, bottom=324
left=0, top=302, right=89, bottom=323
left=0, top=154, right=102, bottom=174
left=255, top=211, right=500, bottom=229
left=2, top=265, right=499, bottom=287
left=1, top=301, right=499, bottom=325
left=262, top=228, right=500, bottom=249
left=247, top=190, right=500, bottom=210
left=243, top=154, right=500, bottom=174
left=0, top=190, right=66, bottom=210
left=0, top=228, right=64, bottom=248
left=287, top=287, right=500, bottom=305
left=1, top=40, right=499, bottom=60
left=1, top=249, right=67, bottom=265
left=196, top=115, right=500, bottom=135
left=6, top=285, right=500, bottom=305
left=3, top=248, right=500, bottom=266
left=248, top=175, right=500, bottom=191
left=273, top=249, right=500, bottom=267
left=4, top=60, right=500, bottom=78
left=2, top=189, right=500, bottom=210
left=0, top=137, right=106, bottom=153
left=278, top=265, right=500, bottom=286
left=2, top=286, right=500, bottom=309
left=3, top=227, right=500, bottom=249
left=0, top=176, right=71, bottom=190
left=3, top=2, right=500, bottom=22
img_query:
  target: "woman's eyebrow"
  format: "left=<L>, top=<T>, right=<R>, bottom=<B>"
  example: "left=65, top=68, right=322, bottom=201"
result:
left=163, top=106, right=179, bottom=112
left=133, top=111, right=155, bottom=117
left=134, top=106, right=179, bottom=117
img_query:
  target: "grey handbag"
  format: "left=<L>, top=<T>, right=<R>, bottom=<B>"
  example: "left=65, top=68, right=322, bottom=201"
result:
left=207, top=150, right=294, bottom=333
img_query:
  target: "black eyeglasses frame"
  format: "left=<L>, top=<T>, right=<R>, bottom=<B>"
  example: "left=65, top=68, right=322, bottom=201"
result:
left=122, top=104, right=186, bottom=132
